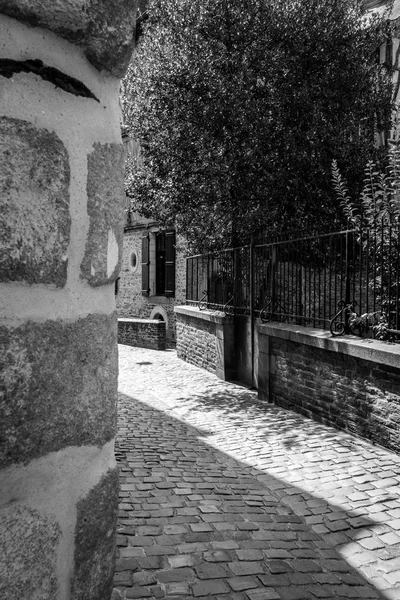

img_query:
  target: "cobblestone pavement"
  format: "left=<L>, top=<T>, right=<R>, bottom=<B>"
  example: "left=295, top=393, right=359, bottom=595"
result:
left=114, top=345, right=400, bottom=600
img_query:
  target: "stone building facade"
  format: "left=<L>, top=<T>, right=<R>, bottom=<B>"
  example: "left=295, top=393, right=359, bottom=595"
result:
left=117, top=211, right=187, bottom=346
left=0, top=2, right=137, bottom=599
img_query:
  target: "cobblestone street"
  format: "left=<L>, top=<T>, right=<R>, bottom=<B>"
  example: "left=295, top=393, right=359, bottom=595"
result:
left=114, top=345, right=400, bottom=600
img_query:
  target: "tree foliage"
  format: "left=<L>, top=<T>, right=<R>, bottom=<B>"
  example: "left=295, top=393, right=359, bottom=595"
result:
left=332, top=104, right=400, bottom=341
left=333, top=105, right=400, bottom=227
left=122, top=0, right=393, bottom=252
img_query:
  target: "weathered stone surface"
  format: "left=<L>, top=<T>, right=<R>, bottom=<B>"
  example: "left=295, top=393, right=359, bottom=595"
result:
left=0, top=504, right=60, bottom=600
left=118, top=318, right=166, bottom=351
left=80, top=143, right=125, bottom=286
left=0, top=0, right=137, bottom=77
left=72, top=467, right=119, bottom=600
left=267, top=335, right=400, bottom=454
left=0, top=117, right=70, bottom=286
left=0, top=313, right=118, bottom=467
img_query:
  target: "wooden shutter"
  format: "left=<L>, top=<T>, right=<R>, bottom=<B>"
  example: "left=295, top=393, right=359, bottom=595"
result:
left=165, top=230, right=175, bottom=297
left=141, top=235, right=150, bottom=296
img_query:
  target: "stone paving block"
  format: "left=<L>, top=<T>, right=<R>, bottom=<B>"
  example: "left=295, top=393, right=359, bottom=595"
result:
left=127, top=536, right=154, bottom=547
left=229, top=561, right=265, bottom=576
left=289, top=559, right=322, bottom=573
left=211, top=540, right=240, bottom=550
left=120, top=547, right=146, bottom=558
left=165, top=581, right=191, bottom=595
left=137, top=526, right=162, bottom=536
left=375, top=557, right=400, bottom=574
left=132, top=571, right=157, bottom=586
left=136, top=557, right=163, bottom=570
left=184, top=533, right=212, bottom=543
left=190, top=523, right=214, bottom=532
left=246, top=589, right=281, bottom=600
left=177, top=542, right=209, bottom=554
left=287, top=573, right=314, bottom=585
left=359, top=537, right=386, bottom=550
left=237, top=522, right=260, bottom=531
left=192, top=579, right=231, bottom=596
left=227, top=576, right=260, bottom=591
left=307, top=585, right=334, bottom=598
left=235, top=549, right=264, bottom=561
left=164, top=525, right=188, bottom=535
left=125, top=587, right=152, bottom=598
left=203, top=550, right=232, bottom=562
left=275, top=587, right=311, bottom=599
left=145, top=545, right=177, bottom=556
left=194, top=562, right=231, bottom=579
left=115, top=558, right=139, bottom=572
left=168, top=555, right=197, bottom=569
left=156, top=567, right=194, bottom=583
left=266, top=560, right=294, bottom=574
left=114, top=572, right=133, bottom=587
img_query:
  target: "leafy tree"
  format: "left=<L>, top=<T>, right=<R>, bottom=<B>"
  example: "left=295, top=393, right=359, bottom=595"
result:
left=122, top=0, right=392, bottom=252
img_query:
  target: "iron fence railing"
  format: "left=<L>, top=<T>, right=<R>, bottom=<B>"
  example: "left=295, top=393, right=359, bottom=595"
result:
left=186, top=222, right=400, bottom=341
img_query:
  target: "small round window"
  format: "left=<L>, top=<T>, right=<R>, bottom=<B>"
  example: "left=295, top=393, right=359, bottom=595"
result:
left=129, top=251, right=138, bottom=273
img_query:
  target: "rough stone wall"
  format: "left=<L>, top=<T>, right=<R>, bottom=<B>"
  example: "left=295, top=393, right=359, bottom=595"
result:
left=0, top=3, right=136, bottom=599
left=118, top=318, right=166, bottom=351
left=265, top=335, right=400, bottom=455
left=176, top=312, right=217, bottom=374
left=116, top=228, right=187, bottom=345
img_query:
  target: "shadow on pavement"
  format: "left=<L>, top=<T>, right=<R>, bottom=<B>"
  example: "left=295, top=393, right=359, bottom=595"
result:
left=114, top=390, right=396, bottom=600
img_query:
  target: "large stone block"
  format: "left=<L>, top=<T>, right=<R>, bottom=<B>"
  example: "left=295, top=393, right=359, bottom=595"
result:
left=72, top=467, right=119, bottom=600
left=0, top=117, right=70, bottom=286
left=0, top=313, right=118, bottom=467
left=80, top=143, right=125, bottom=286
left=0, top=504, right=60, bottom=600
left=0, top=0, right=137, bottom=77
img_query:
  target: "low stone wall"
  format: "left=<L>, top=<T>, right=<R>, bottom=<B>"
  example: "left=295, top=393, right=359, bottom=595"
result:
left=175, top=307, right=400, bottom=454
left=258, top=323, right=400, bottom=454
left=175, top=306, right=236, bottom=380
left=118, top=318, right=166, bottom=351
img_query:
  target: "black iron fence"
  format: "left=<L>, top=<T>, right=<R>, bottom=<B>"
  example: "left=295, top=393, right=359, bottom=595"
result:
left=186, top=222, right=400, bottom=341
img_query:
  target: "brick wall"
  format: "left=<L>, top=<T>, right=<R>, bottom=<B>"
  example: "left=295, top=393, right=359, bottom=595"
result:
left=175, top=306, right=236, bottom=380
left=176, top=314, right=217, bottom=374
left=118, top=318, right=166, bottom=351
left=258, top=323, right=400, bottom=455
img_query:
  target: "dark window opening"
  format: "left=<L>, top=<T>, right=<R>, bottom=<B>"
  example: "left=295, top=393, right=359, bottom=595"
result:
left=142, top=230, right=175, bottom=297
left=114, top=276, right=120, bottom=296
left=156, top=232, right=166, bottom=295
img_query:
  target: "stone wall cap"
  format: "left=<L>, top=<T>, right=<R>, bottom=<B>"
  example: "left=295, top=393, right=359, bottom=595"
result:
left=258, top=322, right=400, bottom=369
left=174, top=305, right=227, bottom=324
left=118, top=317, right=164, bottom=325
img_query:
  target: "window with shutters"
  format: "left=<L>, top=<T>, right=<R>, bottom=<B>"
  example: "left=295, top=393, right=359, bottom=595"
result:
left=142, top=230, right=175, bottom=297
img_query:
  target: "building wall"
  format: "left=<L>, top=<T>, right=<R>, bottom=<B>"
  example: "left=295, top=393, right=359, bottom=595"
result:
left=0, top=3, right=136, bottom=599
left=117, top=225, right=187, bottom=345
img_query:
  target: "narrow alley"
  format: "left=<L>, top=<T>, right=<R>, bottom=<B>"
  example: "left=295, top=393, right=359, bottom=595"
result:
left=113, top=345, right=400, bottom=600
